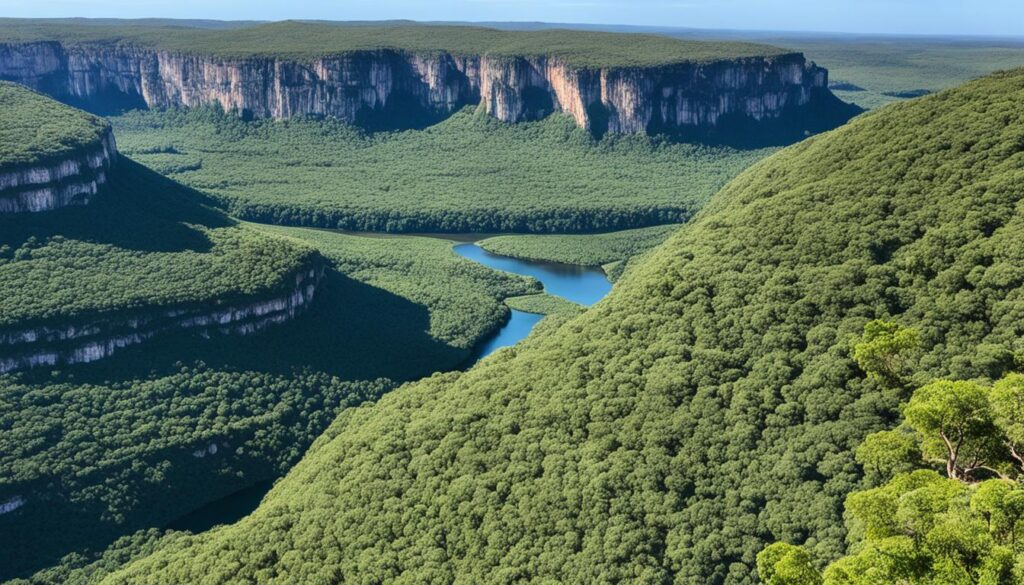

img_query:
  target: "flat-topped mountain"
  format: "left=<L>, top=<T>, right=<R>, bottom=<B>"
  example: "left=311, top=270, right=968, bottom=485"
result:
left=0, top=81, right=116, bottom=213
left=0, top=20, right=856, bottom=140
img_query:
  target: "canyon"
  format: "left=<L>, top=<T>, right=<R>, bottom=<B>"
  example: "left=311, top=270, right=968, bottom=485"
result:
left=0, top=41, right=846, bottom=136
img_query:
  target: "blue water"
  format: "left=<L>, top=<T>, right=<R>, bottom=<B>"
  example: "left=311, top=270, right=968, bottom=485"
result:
left=454, top=244, right=612, bottom=307
left=455, top=243, right=612, bottom=363
left=463, top=309, right=545, bottom=365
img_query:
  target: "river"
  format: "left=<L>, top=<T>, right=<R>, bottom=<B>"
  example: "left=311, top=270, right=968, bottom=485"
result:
left=162, top=236, right=612, bottom=533
left=454, top=242, right=611, bottom=364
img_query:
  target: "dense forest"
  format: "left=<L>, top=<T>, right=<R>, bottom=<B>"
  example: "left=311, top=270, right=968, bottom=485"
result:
left=0, top=20, right=787, bottom=67
left=0, top=82, right=110, bottom=166
left=80, top=68, right=1024, bottom=584
left=112, top=107, right=771, bottom=233
left=0, top=220, right=542, bottom=580
left=759, top=323, right=1024, bottom=583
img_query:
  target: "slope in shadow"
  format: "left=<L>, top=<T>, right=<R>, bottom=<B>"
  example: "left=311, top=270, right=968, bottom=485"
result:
left=0, top=158, right=227, bottom=254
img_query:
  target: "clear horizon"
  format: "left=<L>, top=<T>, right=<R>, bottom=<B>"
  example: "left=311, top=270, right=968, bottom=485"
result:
left=3, top=0, right=1023, bottom=38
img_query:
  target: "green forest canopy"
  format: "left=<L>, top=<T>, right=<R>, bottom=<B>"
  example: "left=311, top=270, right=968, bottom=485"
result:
left=113, top=107, right=773, bottom=233
left=94, top=67, right=1024, bottom=585
left=0, top=20, right=789, bottom=68
left=0, top=82, right=110, bottom=167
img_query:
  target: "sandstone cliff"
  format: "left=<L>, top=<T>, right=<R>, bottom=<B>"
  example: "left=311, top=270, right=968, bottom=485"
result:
left=0, top=125, right=117, bottom=213
left=0, top=265, right=323, bottom=373
left=0, top=41, right=846, bottom=136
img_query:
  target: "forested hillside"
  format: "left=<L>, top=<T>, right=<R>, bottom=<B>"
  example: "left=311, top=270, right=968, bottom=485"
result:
left=94, top=68, right=1024, bottom=584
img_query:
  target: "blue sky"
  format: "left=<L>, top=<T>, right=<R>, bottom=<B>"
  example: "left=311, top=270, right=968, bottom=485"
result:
left=3, top=0, right=1023, bottom=37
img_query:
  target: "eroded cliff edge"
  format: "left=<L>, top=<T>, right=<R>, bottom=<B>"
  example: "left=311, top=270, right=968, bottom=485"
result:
left=0, top=265, right=324, bottom=374
left=0, top=41, right=854, bottom=139
left=0, top=125, right=117, bottom=213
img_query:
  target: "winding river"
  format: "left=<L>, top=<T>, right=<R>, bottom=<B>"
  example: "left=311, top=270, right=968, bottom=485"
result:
left=163, top=237, right=612, bottom=533
left=455, top=242, right=612, bottom=364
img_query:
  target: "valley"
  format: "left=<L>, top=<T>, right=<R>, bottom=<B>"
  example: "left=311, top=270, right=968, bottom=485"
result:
left=110, top=106, right=775, bottom=233
left=1, top=14, right=1023, bottom=585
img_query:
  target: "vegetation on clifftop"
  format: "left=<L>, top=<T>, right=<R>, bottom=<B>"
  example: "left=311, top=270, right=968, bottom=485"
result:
left=92, top=68, right=1024, bottom=585
left=0, top=82, right=110, bottom=167
left=0, top=19, right=790, bottom=68
left=0, top=159, right=315, bottom=329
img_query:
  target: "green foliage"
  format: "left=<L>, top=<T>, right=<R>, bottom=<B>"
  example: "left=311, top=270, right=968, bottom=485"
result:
left=112, top=106, right=774, bottom=233
left=96, top=69, right=1024, bottom=585
left=854, top=428, right=920, bottom=484
left=0, top=167, right=536, bottom=579
left=0, top=82, right=110, bottom=167
left=765, top=367, right=1024, bottom=583
left=904, top=380, right=1005, bottom=481
left=990, top=374, right=1024, bottom=468
left=0, top=20, right=789, bottom=68
left=757, top=543, right=823, bottom=585
left=852, top=320, right=921, bottom=389
left=9, top=529, right=188, bottom=585
left=821, top=473, right=1019, bottom=585
left=503, top=294, right=583, bottom=316
left=254, top=226, right=539, bottom=348
left=478, top=224, right=680, bottom=280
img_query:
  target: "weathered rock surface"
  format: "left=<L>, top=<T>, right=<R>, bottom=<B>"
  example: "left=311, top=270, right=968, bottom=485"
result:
left=0, top=266, right=323, bottom=373
left=0, top=41, right=844, bottom=135
left=0, top=126, right=117, bottom=213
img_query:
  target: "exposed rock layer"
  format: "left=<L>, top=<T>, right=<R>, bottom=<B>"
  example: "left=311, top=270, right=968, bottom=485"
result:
left=0, top=265, right=323, bottom=373
left=0, top=127, right=117, bottom=213
left=0, top=41, right=839, bottom=134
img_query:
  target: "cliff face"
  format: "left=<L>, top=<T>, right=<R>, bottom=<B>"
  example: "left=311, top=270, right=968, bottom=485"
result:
left=0, top=265, right=323, bottom=373
left=0, top=41, right=842, bottom=135
left=0, top=126, right=117, bottom=213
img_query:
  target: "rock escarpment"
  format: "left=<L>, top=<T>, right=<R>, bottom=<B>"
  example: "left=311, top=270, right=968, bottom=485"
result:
left=0, top=41, right=847, bottom=137
left=0, top=265, right=323, bottom=373
left=0, top=124, right=117, bottom=214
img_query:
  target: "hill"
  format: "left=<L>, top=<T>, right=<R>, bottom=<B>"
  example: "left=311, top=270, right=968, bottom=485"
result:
left=93, top=68, right=1024, bottom=584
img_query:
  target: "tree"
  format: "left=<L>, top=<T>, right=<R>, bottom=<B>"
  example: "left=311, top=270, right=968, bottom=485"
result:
left=852, top=320, right=921, bottom=390
left=989, top=374, right=1024, bottom=475
left=854, top=427, right=921, bottom=484
left=756, top=543, right=823, bottom=585
left=903, top=380, right=1004, bottom=481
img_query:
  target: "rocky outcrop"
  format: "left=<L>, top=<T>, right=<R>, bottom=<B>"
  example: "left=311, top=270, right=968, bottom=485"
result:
left=0, top=41, right=846, bottom=136
left=0, top=265, right=323, bottom=373
left=0, top=126, right=117, bottom=213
